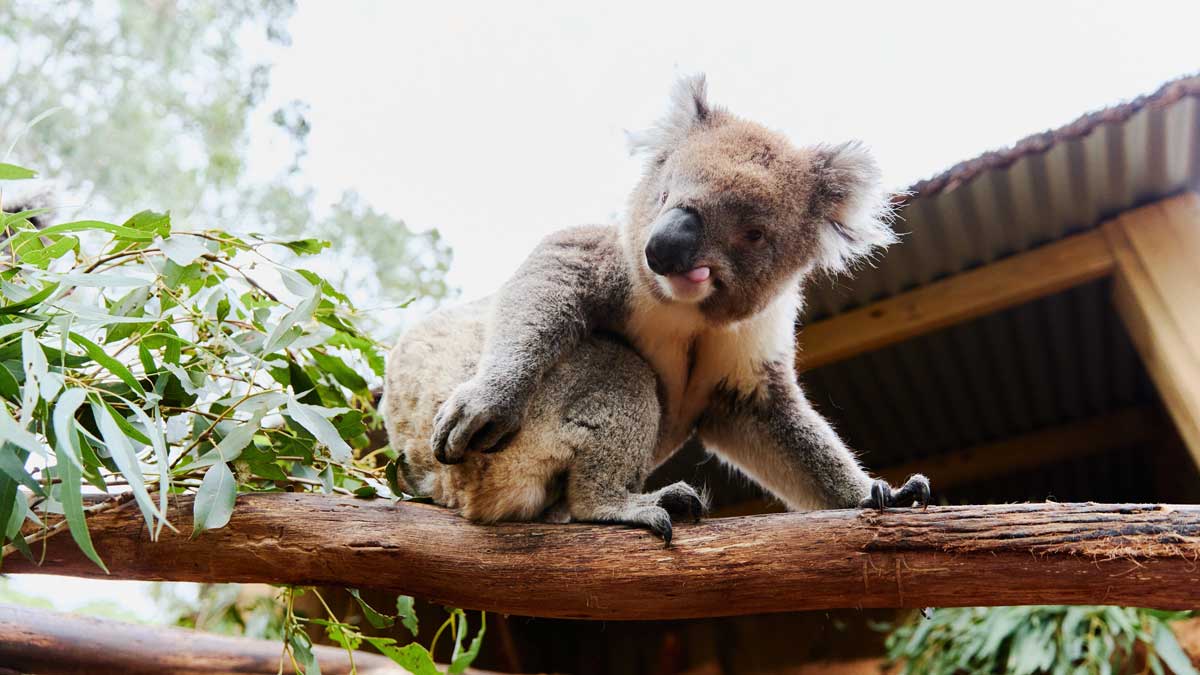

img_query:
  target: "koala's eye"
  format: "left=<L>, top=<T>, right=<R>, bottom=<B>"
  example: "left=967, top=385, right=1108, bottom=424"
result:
left=744, top=229, right=764, bottom=242
left=660, top=191, right=669, bottom=206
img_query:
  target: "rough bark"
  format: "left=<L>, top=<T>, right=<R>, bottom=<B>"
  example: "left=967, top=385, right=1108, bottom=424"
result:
left=0, top=603, right=506, bottom=675
left=11, top=494, right=1200, bottom=620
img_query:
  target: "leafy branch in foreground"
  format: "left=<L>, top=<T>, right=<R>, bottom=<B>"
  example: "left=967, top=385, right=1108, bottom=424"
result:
left=884, top=605, right=1198, bottom=675
left=0, top=166, right=482, bottom=674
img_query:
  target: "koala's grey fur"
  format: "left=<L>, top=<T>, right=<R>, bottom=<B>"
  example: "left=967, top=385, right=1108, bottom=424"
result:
left=384, top=75, right=928, bottom=542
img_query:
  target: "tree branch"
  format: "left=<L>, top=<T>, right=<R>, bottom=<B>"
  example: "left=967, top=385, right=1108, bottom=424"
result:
left=10, top=494, right=1200, bottom=620
left=0, top=603, right=504, bottom=675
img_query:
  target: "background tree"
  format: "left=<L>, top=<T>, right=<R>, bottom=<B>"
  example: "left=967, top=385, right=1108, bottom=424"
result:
left=0, top=0, right=453, bottom=334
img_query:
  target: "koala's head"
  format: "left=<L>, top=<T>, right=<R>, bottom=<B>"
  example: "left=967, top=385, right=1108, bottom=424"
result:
left=623, top=75, right=896, bottom=324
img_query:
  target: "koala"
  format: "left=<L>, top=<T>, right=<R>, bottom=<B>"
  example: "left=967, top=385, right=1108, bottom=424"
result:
left=384, top=75, right=929, bottom=543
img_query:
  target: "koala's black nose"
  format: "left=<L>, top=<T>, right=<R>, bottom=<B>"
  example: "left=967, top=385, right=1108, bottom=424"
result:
left=645, top=207, right=703, bottom=276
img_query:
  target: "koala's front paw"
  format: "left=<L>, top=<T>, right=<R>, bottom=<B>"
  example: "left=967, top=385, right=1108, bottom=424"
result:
left=859, top=474, right=931, bottom=511
left=430, top=379, right=524, bottom=464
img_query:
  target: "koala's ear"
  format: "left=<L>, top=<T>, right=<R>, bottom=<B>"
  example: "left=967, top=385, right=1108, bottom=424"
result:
left=808, top=141, right=898, bottom=274
left=626, top=74, right=712, bottom=156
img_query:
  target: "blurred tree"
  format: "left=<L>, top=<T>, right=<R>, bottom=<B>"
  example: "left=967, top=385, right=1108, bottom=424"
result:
left=0, top=0, right=453, bottom=319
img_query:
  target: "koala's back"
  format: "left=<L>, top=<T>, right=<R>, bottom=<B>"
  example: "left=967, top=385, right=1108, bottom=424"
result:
left=384, top=299, right=661, bottom=523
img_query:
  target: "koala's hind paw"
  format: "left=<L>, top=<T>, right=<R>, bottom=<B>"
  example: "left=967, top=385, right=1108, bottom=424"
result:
left=860, top=474, right=931, bottom=511
left=655, top=481, right=707, bottom=523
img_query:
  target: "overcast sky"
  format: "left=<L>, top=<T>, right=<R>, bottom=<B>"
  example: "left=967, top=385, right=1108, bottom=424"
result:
left=13, top=0, right=1200, bottom=618
left=258, top=0, right=1199, bottom=305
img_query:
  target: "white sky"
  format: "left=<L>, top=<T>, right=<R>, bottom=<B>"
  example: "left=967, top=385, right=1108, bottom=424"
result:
left=261, top=0, right=1198, bottom=305
left=13, top=0, right=1200, bottom=618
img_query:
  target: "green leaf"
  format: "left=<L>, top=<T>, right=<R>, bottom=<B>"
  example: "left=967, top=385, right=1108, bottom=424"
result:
left=385, top=459, right=404, bottom=497
left=0, top=444, right=29, bottom=558
left=317, top=619, right=363, bottom=651
left=363, top=638, right=441, bottom=675
left=68, top=333, right=146, bottom=397
left=352, top=485, right=377, bottom=498
left=37, top=220, right=157, bottom=241
left=289, top=630, right=321, bottom=675
left=396, top=595, right=419, bottom=637
left=310, top=350, right=369, bottom=394
left=192, top=461, right=237, bottom=536
left=120, top=210, right=171, bottom=237
left=51, top=389, right=87, bottom=472
left=157, top=234, right=207, bottom=266
left=53, top=417, right=108, bottom=572
left=92, top=402, right=162, bottom=533
left=0, top=163, right=36, bottom=179
left=347, top=588, right=394, bottom=629
left=19, top=235, right=78, bottom=268
left=1152, top=622, right=1197, bottom=675
left=280, top=238, right=330, bottom=256
left=0, top=283, right=57, bottom=315
left=0, top=448, right=43, bottom=497
left=449, top=612, right=486, bottom=674
left=286, top=396, right=352, bottom=463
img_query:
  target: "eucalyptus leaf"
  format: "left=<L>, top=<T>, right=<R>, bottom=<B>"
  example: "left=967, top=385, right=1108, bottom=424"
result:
left=396, top=595, right=419, bottom=637
left=53, top=426, right=108, bottom=572
left=93, top=402, right=162, bottom=533
left=1152, top=622, right=1198, bottom=675
left=0, top=163, right=36, bottom=179
left=286, top=396, right=352, bottom=463
left=347, top=588, right=394, bottom=629
left=192, top=461, right=237, bottom=536
left=363, top=638, right=440, bottom=675
left=68, top=333, right=146, bottom=397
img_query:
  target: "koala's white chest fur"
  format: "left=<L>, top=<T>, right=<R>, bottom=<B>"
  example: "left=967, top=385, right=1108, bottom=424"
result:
left=625, top=287, right=800, bottom=462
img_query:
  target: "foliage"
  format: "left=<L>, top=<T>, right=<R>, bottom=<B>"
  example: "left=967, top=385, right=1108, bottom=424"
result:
left=0, top=1, right=455, bottom=314
left=152, top=582, right=287, bottom=639
left=0, top=162, right=484, bottom=673
left=283, top=587, right=484, bottom=675
left=885, top=606, right=1198, bottom=675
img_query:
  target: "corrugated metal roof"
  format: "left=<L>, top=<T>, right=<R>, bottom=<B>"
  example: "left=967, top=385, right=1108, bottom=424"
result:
left=809, top=73, right=1200, bottom=318
left=800, top=73, right=1200, bottom=502
left=655, top=73, right=1200, bottom=507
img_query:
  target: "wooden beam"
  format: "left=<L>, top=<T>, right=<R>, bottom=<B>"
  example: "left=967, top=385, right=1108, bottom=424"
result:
left=1104, top=192, right=1200, bottom=466
left=0, top=603, right=503, bottom=675
left=879, top=406, right=1163, bottom=491
left=8, top=494, right=1200, bottom=619
left=797, top=227, right=1115, bottom=371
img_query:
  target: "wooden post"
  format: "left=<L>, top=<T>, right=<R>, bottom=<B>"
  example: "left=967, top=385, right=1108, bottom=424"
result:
left=8, top=494, right=1200, bottom=620
left=1104, top=192, right=1200, bottom=466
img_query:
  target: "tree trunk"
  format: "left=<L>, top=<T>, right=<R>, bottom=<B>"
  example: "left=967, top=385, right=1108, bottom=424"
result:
left=11, top=494, right=1200, bottom=620
left=0, top=603, right=505, bottom=675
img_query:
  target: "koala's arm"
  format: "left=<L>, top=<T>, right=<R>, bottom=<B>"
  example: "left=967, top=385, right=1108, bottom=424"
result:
left=430, top=226, right=627, bottom=463
left=700, top=362, right=929, bottom=510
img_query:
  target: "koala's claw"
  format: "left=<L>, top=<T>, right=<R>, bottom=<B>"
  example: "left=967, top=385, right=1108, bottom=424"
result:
left=431, top=380, right=523, bottom=464
left=859, top=474, right=931, bottom=511
left=649, top=513, right=673, bottom=546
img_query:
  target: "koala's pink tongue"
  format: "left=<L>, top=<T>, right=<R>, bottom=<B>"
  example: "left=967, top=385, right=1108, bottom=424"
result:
left=684, top=266, right=711, bottom=283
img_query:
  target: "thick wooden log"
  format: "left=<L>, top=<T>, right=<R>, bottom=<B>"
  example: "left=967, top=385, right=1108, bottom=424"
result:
left=0, top=603, right=503, bottom=675
left=10, top=494, right=1200, bottom=620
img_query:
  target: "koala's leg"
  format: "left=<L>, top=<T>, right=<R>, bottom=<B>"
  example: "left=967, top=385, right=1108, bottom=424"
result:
left=700, top=361, right=930, bottom=511
left=566, top=462, right=705, bottom=545
left=554, top=338, right=705, bottom=544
